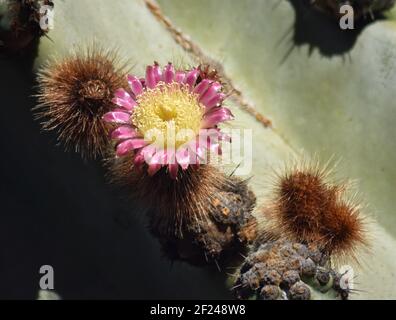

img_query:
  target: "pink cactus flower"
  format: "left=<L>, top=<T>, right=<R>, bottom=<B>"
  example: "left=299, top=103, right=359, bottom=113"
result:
left=103, top=62, right=233, bottom=179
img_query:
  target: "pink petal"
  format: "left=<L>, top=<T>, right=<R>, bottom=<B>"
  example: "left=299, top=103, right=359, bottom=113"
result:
left=127, top=75, right=143, bottom=96
left=176, top=148, right=190, bottom=170
left=219, top=132, right=232, bottom=143
left=205, top=93, right=226, bottom=110
left=193, top=79, right=211, bottom=96
left=110, top=126, right=139, bottom=140
left=145, top=65, right=157, bottom=89
left=200, top=127, right=222, bottom=138
left=201, top=134, right=222, bottom=154
left=163, top=63, right=175, bottom=84
left=198, top=132, right=220, bottom=154
left=133, top=150, right=145, bottom=166
left=141, top=144, right=157, bottom=159
left=116, top=139, right=147, bottom=157
left=202, top=107, right=234, bottom=128
left=102, top=111, right=131, bottom=124
left=184, top=141, right=204, bottom=165
left=114, top=88, right=131, bottom=100
left=192, top=155, right=201, bottom=166
left=112, top=89, right=137, bottom=111
left=198, top=133, right=221, bottom=155
left=184, top=69, right=199, bottom=89
left=153, top=63, right=162, bottom=83
left=194, top=142, right=206, bottom=160
left=149, top=150, right=167, bottom=165
left=174, top=71, right=186, bottom=83
left=200, top=82, right=222, bottom=106
left=168, top=163, right=178, bottom=179
left=148, top=163, right=162, bottom=176
left=112, top=107, right=131, bottom=114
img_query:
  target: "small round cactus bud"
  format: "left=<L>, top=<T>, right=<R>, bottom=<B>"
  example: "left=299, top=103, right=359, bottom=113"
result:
left=292, top=243, right=309, bottom=258
left=241, top=270, right=261, bottom=291
left=262, top=270, right=282, bottom=286
left=282, top=270, right=301, bottom=288
left=260, top=285, right=282, bottom=300
left=307, top=247, right=324, bottom=265
left=331, top=271, right=350, bottom=300
left=301, top=258, right=316, bottom=277
left=316, top=268, right=331, bottom=286
left=286, top=255, right=303, bottom=272
left=289, top=281, right=311, bottom=300
left=280, top=243, right=296, bottom=258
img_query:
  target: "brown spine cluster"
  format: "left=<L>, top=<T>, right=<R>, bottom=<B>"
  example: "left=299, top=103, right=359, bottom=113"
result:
left=35, top=45, right=129, bottom=159
left=263, top=161, right=368, bottom=261
left=108, top=156, right=257, bottom=265
left=197, top=64, right=222, bottom=84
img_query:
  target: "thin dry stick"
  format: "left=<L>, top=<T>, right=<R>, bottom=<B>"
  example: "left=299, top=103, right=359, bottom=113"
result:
left=144, top=0, right=272, bottom=128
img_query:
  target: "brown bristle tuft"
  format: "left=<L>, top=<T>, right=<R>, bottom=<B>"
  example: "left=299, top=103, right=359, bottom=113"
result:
left=322, top=200, right=367, bottom=259
left=106, top=154, right=257, bottom=264
left=197, top=63, right=222, bottom=84
left=264, top=159, right=368, bottom=261
left=34, top=44, right=129, bottom=159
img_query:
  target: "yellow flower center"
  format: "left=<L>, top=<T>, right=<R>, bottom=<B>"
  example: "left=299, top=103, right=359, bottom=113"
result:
left=132, top=83, right=204, bottom=148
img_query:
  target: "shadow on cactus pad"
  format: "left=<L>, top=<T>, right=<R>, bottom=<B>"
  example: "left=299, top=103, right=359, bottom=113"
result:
left=285, top=0, right=389, bottom=58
